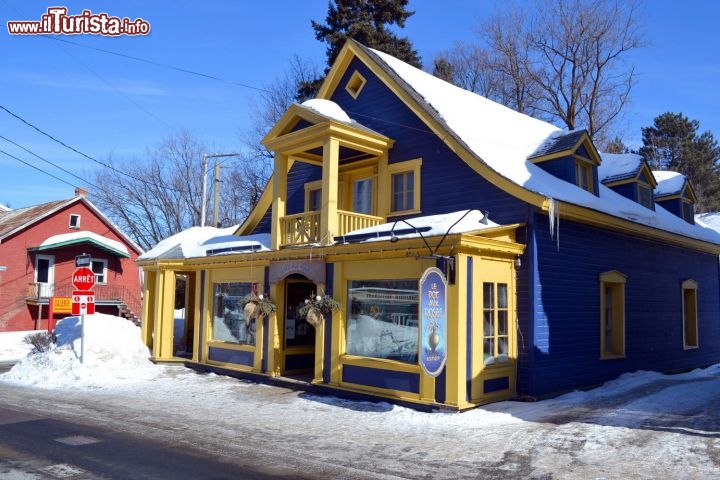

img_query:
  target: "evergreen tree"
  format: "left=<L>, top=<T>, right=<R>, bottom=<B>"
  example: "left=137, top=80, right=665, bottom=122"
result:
left=640, top=112, right=720, bottom=212
left=300, top=0, right=422, bottom=98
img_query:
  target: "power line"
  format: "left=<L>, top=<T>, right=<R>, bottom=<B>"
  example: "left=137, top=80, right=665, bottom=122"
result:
left=44, top=36, right=271, bottom=94
left=0, top=134, right=99, bottom=190
left=0, top=103, right=186, bottom=194
left=0, top=147, right=78, bottom=189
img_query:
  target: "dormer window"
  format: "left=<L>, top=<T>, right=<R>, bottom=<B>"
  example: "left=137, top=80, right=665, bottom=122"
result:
left=638, top=184, right=653, bottom=209
left=69, top=214, right=81, bottom=228
left=681, top=196, right=695, bottom=223
left=575, top=160, right=593, bottom=193
left=529, top=130, right=600, bottom=196
left=345, top=70, right=367, bottom=99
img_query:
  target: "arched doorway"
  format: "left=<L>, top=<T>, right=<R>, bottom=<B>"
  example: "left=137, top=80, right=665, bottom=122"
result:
left=281, top=275, right=316, bottom=376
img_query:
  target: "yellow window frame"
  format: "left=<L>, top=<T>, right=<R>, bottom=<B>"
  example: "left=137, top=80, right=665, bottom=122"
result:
left=575, top=158, right=594, bottom=194
left=345, top=70, right=367, bottom=99
left=387, top=158, right=422, bottom=216
left=599, top=270, right=626, bottom=359
left=682, top=279, right=698, bottom=349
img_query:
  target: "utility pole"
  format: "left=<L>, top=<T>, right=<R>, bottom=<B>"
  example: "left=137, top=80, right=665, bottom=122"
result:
left=199, top=153, right=241, bottom=227
left=213, top=159, right=221, bottom=227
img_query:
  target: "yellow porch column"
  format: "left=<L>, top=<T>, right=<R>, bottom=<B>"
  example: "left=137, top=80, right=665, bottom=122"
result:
left=153, top=269, right=176, bottom=360
left=140, top=270, right=156, bottom=349
left=320, top=137, right=340, bottom=243
left=271, top=153, right=288, bottom=250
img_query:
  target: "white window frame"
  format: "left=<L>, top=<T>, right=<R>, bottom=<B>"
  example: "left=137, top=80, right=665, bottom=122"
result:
left=69, top=214, right=81, bottom=228
left=90, top=258, right=108, bottom=284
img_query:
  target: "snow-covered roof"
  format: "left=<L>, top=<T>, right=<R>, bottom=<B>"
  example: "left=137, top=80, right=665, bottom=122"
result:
left=302, top=99, right=352, bottom=123
left=696, top=212, right=720, bottom=233
left=367, top=47, right=720, bottom=245
left=33, top=231, right=130, bottom=257
left=653, top=170, right=687, bottom=197
left=338, top=209, right=497, bottom=244
left=598, top=153, right=645, bottom=183
left=138, top=225, right=270, bottom=260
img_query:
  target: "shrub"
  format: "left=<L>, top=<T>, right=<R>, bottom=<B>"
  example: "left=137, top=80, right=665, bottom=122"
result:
left=23, top=331, right=56, bottom=354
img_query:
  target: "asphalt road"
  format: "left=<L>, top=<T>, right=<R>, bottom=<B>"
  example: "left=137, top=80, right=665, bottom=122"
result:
left=0, top=405, right=302, bottom=479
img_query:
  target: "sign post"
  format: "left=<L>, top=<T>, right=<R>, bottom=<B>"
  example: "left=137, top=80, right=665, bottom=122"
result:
left=72, top=264, right=95, bottom=364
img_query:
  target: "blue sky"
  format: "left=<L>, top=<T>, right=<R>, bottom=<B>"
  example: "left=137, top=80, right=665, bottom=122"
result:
left=1, top=0, right=718, bottom=208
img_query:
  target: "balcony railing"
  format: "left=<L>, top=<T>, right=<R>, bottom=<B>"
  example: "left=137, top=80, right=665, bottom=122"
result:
left=27, top=283, right=142, bottom=315
left=279, top=210, right=383, bottom=247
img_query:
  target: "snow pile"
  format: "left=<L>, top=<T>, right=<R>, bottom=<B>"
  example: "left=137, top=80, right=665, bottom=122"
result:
left=0, top=330, right=40, bottom=362
left=39, top=230, right=129, bottom=256
left=1, top=313, right=158, bottom=388
left=653, top=170, right=687, bottom=196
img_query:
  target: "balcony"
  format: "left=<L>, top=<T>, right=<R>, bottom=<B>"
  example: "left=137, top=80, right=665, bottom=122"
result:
left=280, top=210, right=383, bottom=247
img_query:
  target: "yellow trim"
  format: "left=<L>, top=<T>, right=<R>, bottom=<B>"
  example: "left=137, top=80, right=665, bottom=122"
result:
left=345, top=70, right=367, bottom=99
left=599, top=270, right=626, bottom=359
left=545, top=202, right=720, bottom=255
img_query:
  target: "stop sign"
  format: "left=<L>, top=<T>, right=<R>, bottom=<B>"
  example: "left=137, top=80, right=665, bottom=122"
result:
left=72, top=266, right=96, bottom=291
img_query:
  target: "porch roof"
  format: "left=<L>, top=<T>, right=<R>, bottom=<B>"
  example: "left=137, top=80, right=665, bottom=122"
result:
left=29, top=231, right=130, bottom=258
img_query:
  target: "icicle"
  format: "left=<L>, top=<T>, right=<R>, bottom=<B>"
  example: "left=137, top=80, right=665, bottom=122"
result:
left=548, top=198, right=560, bottom=251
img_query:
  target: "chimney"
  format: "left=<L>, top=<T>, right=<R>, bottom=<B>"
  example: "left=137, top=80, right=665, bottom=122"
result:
left=75, top=187, right=88, bottom=198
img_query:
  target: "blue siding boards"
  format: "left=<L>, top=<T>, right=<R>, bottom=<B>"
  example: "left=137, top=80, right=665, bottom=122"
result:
left=208, top=347, right=254, bottom=367
left=329, top=58, right=530, bottom=224
left=521, top=212, right=720, bottom=398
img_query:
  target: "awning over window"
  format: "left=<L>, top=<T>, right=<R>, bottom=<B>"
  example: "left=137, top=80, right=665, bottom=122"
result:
left=28, top=231, right=130, bottom=258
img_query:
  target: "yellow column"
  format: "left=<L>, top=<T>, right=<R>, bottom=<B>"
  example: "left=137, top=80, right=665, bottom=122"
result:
left=330, top=262, right=343, bottom=385
left=140, top=270, right=156, bottom=349
left=266, top=280, right=284, bottom=375
left=443, top=255, right=469, bottom=408
left=320, top=137, right=339, bottom=243
left=376, top=151, right=389, bottom=218
left=271, top=153, right=288, bottom=250
left=154, top=269, right=176, bottom=360
left=253, top=314, right=265, bottom=373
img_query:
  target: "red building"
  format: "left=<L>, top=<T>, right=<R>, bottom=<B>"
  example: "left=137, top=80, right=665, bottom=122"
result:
left=0, top=189, right=143, bottom=331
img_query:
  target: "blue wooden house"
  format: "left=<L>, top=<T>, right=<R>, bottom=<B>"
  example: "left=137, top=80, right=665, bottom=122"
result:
left=138, top=40, right=720, bottom=409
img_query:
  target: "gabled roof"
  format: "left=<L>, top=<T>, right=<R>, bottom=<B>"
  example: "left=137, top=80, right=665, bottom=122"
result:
left=239, top=39, right=720, bottom=252
left=0, top=196, right=143, bottom=255
left=599, top=153, right=657, bottom=188
left=653, top=171, right=697, bottom=202
left=528, top=130, right=601, bottom=165
left=0, top=199, right=72, bottom=239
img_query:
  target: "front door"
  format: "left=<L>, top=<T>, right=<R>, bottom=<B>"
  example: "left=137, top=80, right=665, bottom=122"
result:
left=283, top=278, right=317, bottom=374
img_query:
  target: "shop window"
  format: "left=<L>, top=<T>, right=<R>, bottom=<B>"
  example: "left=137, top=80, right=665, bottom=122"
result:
left=482, top=282, right=510, bottom=365
left=388, top=158, right=421, bottom=215
left=346, top=279, right=418, bottom=363
left=212, top=282, right=254, bottom=345
left=69, top=214, right=81, bottom=228
left=682, top=279, right=698, bottom=349
left=600, top=270, right=626, bottom=358
left=90, top=259, right=107, bottom=284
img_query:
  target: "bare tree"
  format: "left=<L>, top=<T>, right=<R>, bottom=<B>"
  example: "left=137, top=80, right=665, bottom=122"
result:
left=434, top=0, right=644, bottom=143
left=88, top=131, right=207, bottom=250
